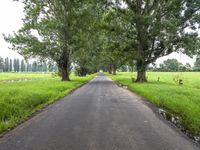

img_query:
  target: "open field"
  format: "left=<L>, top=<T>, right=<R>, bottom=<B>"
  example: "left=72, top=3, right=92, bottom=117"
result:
left=0, top=72, right=52, bottom=81
left=0, top=73, right=95, bottom=134
left=108, top=72, right=200, bottom=135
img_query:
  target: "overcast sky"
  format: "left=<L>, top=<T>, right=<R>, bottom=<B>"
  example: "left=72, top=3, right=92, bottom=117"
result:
left=0, top=0, right=196, bottom=65
left=0, top=0, right=24, bottom=59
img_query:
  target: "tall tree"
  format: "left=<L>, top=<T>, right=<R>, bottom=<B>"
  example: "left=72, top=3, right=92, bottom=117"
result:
left=4, top=0, right=92, bottom=81
left=13, top=59, right=17, bottom=72
left=13, top=58, right=20, bottom=72
left=0, top=57, right=4, bottom=72
left=72, top=1, right=107, bottom=76
left=100, top=7, right=134, bottom=75
left=4, top=57, right=9, bottom=72
left=9, top=59, right=12, bottom=72
left=194, top=57, right=200, bottom=71
left=42, top=62, right=48, bottom=72
left=28, top=63, right=32, bottom=72
left=113, top=0, right=200, bottom=82
left=21, top=59, right=26, bottom=72
left=162, top=59, right=182, bottom=72
left=26, top=60, right=29, bottom=72
left=16, top=59, right=20, bottom=72
left=32, top=61, right=38, bottom=72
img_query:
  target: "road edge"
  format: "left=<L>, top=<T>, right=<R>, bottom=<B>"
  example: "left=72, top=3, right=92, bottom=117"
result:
left=0, top=75, right=96, bottom=138
left=108, top=76, right=200, bottom=148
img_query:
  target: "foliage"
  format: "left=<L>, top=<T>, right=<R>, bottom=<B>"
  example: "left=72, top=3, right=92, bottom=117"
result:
left=100, top=7, right=134, bottom=75
left=151, top=59, right=194, bottom=72
left=194, top=57, right=200, bottom=71
left=159, top=59, right=183, bottom=72
left=4, top=0, right=200, bottom=81
left=112, top=0, right=200, bottom=82
left=4, top=0, right=98, bottom=80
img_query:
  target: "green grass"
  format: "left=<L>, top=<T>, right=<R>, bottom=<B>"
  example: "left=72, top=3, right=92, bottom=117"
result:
left=0, top=73, right=95, bottom=134
left=0, top=72, right=52, bottom=81
left=108, top=72, right=200, bottom=135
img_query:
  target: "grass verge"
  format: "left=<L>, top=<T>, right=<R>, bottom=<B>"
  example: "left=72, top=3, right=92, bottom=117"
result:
left=107, top=72, right=200, bottom=136
left=0, top=74, right=95, bottom=134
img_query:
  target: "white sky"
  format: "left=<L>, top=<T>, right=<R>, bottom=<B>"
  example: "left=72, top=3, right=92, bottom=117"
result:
left=0, top=0, right=196, bottom=66
left=0, top=0, right=24, bottom=59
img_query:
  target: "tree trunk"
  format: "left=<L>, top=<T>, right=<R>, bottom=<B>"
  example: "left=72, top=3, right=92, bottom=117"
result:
left=136, top=69, right=147, bottom=82
left=58, top=60, right=70, bottom=81
left=60, top=67, right=70, bottom=81
left=78, top=66, right=87, bottom=77
left=135, top=59, right=147, bottom=82
left=112, top=64, right=117, bottom=75
left=108, top=64, right=112, bottom=74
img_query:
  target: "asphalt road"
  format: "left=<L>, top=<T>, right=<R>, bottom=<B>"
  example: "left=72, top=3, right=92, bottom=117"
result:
left=0, top=74, right=199, bottom=150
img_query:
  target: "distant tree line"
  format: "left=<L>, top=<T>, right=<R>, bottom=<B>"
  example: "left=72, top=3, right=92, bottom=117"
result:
left=0, top=56, right=58, bottom=72
left=150, top=58, right=200, bottom=72
left=117, top=58, right=200, bottom=72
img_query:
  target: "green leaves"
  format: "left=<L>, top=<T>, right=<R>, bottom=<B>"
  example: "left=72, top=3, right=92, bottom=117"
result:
left=4, top=0, right=200, bottom=80
left=5, top=0, right=105, bottom=80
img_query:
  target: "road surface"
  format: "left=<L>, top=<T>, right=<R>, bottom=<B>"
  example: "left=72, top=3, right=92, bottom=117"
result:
left=0, top=74, right=199, bottom=150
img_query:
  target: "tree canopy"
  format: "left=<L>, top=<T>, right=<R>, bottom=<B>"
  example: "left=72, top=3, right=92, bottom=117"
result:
left=4, top=0, right=200, bottom=82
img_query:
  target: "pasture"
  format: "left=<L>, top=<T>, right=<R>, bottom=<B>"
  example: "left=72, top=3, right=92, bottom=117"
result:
left=0, top=72, right=52, bottom=81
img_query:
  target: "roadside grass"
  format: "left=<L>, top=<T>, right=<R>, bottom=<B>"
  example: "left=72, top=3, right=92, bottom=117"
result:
left=0, top=72, right=52, bottom=81
left=108, top=72, right=200, bottom=135
left=0, top=73, right=95, bottom=134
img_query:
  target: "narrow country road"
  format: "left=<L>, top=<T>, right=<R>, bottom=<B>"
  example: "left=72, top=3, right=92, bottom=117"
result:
left=0, top=74, right=199, bottom=150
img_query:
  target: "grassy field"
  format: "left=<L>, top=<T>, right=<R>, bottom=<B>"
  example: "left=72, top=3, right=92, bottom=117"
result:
left=0, top=73, right=95, bottom=134
left=108, top=72, right=200, bottom=135
left=0, top=72, right=52, bottom=81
